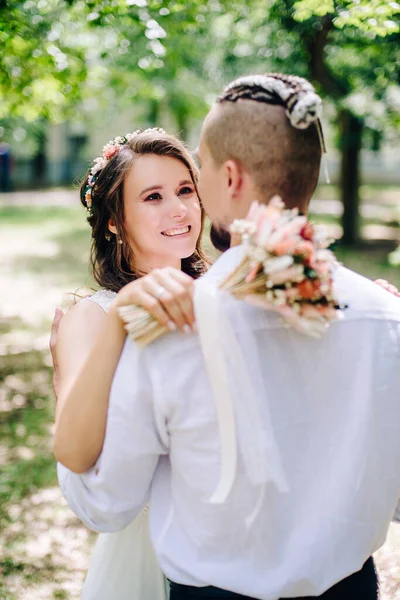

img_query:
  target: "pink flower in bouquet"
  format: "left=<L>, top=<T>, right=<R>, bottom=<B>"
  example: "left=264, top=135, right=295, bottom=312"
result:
left=274, top=238, right=298, bottom=256
left=300, top=222, right=315, bottom=241
left=285, top=287, right=300, bottom=302
left=226, top=200, right=342, bottom=339
left=103, top=145, right=119, bottom=160
left=256, top=214, right=282, bottom=247
left=248, top=201, right=279, bottom=227
left=298, top=279, right=321, bottom=301
left=275, top=216, right=307, bottom=242
left=267, top=265, right=304, bottom=287
left=256, top=219, right=274, bottom=247
left=247, top=201, right=266, bottom=224
left=314, top=260, right=332, bottom=278
left=294, top=240, right=315, bottom=264
left=269, top=195, right=285, bottom=210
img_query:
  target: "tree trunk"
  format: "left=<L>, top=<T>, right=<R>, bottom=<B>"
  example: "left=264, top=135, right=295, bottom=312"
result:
left=175, top=107, right=189, bottom=141
left=32, top=129, right=47, bottom=186
left=339, top=110, right=363, bottom=245
left=148, top=98, right=160, bottom=126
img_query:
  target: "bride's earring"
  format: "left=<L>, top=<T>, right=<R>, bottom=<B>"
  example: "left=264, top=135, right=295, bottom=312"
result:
left=117, top=236, right=123, bottom=245
left=105, top=234, right=111, bottom=241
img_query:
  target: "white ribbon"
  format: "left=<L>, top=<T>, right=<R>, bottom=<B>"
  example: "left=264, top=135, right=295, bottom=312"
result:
left=194, top=280, right=237, bottom=504
left=194, top=279, right=289, bottom=505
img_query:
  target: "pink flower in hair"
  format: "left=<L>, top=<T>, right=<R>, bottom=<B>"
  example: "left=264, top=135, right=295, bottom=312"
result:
left=103, top=145, right=119, bottom=160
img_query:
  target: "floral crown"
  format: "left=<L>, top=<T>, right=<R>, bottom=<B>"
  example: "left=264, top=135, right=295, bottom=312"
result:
left=83, top=127, right=166, bottom=212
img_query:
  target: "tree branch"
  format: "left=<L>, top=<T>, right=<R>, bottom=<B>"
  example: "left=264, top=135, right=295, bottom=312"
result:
left=306, top=15, right=349, bottom=98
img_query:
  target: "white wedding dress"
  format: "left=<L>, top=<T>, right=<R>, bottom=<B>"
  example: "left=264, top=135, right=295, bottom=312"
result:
left=80, top=290, right=168, bottom=600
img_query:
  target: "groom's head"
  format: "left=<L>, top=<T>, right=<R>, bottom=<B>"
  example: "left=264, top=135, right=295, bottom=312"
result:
left=197, top=73, right=323, bottom=232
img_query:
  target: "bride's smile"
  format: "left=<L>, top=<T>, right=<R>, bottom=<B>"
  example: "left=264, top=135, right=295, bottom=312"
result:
left=120, top=154, right=202, bottom=274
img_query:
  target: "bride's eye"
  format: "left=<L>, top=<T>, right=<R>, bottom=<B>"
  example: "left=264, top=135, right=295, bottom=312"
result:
left=178, top=186, right=194, bottom=196
left=145, top=192, right=162, bottom=201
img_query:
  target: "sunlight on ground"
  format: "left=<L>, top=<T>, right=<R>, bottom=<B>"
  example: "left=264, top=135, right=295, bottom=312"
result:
left=3, top=486, right=94, bottom=600
left=0, top=208, right=92, bottom=353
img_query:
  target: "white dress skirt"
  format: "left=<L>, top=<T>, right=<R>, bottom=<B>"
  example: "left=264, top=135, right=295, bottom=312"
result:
left=81, top=291, right=168, bottom=600
left=82, top=506, right=168, bottom=600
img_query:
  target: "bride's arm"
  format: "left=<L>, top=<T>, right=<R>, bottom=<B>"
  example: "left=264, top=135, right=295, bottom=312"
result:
left=53, top=267, right=195, bottom=473
left=53, top=301, right=126, bottom=473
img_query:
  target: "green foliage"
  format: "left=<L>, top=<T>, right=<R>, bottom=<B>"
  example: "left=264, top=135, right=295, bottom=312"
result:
left=0, top=0, right=89, bottom=121
left=1, top=0, right=399, bottom=128
left=294, top=0, right=400, bottom=35
left=293, top=0, right=335, bottom=20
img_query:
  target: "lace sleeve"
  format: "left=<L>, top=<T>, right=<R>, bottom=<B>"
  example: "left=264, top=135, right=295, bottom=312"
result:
left=86, top=289, right=117, bottom=314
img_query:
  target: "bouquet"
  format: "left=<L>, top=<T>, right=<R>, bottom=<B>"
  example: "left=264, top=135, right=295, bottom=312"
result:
left=119, top=197, right=344, bottom=347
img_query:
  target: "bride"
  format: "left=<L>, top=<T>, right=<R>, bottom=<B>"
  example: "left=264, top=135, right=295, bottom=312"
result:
left=52, top=128, right=209, bottom=599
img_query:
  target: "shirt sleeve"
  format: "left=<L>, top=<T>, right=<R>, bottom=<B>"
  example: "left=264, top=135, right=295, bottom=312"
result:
left=57, top=338, right=168, bottom=533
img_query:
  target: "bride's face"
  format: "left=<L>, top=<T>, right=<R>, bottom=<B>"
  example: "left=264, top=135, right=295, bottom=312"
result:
left=122, top=154, right=202, bottom=273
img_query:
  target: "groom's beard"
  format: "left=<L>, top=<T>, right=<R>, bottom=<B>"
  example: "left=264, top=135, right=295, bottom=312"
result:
left=210, top=224, right=231, bottom=253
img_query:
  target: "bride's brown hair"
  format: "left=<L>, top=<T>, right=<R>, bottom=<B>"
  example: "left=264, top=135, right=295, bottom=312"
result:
left=80, top=130, right=210, bottom=293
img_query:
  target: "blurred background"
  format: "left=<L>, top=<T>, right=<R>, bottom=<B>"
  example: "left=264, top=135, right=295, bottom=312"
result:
left=1, top=0, right=399, bottom=598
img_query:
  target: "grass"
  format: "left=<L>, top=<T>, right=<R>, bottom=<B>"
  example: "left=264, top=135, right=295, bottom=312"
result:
left=0, top=206, right=94, bottom=599
left=0, top=203, right=400, bottom=599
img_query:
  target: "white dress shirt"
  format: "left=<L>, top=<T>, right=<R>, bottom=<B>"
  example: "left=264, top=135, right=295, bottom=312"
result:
left=58, top=246, right=400, bottom=600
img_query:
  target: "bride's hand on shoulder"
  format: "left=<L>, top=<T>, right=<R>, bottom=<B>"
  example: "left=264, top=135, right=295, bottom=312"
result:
left=49, top=306, right=65, bottom=401
left=111, top=267, right=195, bottom=333
left=375, top=279, right=400, bottom=298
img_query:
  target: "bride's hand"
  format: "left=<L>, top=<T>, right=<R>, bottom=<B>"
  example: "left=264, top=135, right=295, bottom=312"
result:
left=111, top=267, right=195, bottom=333
left=375, top=279, right=400, bottom=298
left=49, top=306, right=65, bottom=401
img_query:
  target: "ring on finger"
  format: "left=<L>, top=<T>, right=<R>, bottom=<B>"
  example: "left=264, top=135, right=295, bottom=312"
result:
left=155, top=285, right=167, bottom=300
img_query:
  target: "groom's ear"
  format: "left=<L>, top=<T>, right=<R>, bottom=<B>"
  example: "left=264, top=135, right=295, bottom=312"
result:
left=223, top=159, right=243, bottom=199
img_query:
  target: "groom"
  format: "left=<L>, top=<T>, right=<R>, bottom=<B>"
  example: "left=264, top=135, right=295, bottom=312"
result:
left=58, top=73, right=400, bottom=599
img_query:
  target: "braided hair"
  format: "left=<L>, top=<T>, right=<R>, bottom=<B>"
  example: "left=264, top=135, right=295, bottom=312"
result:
left=219, top=73, right=324, bottom=142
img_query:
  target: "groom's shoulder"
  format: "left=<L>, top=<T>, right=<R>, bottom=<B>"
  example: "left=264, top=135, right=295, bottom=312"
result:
left=334, top=265, right=400, bottom=320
